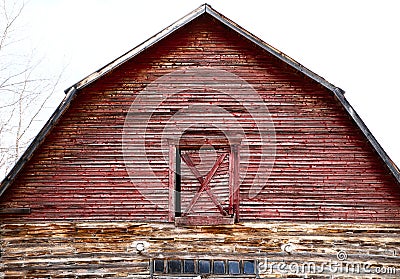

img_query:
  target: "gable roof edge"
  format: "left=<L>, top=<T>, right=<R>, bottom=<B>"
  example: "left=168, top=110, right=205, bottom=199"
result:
left=65, top=4, right=208, bottom=92
left=332, top=89, right=400, bottom=183
left=204, top=5, right=342, bottom=95
left=0, top=87, right=78, bottom=197
left=66, top=4, right=343, bottom=96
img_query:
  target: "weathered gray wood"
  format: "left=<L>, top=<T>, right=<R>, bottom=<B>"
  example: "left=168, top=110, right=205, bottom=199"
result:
left=1, top=221, right=399, bottom=278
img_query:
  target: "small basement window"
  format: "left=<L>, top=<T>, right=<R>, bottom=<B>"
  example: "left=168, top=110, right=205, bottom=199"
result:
left=154, top=259, right=165, bottom=273
left=213, top=260, right=225, bottom=274
left=244, top=260, right=256, bottom=274
left=151, top=259, right=256, bottom=277
left=168, top=260, right=182, bottom=273
left=198, top=260, right=211, bottom=274
left=183, top=259, right=195, bottom=273
left=228, top=260, right=240, bottom=274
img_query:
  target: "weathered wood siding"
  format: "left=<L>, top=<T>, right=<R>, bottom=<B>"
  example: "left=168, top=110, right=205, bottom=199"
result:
left=1, top=221, right=399, bottom=278
left=0, top=14, right=399, bottom=222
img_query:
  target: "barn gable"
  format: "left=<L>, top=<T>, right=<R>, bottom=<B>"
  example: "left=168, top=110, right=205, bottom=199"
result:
left=0, top=4, right=399, bottom=223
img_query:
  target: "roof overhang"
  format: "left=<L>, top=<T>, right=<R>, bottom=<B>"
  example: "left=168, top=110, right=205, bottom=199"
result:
left=66, top=4, right=341, bottom=94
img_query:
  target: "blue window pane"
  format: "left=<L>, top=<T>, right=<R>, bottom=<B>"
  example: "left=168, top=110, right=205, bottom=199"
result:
left=154, top=260, right=164, bottom=273
left=184, top=260, right=195, bottom=273
left=243, top=260, right=255, bottom=274
left=199, top=260, right=211, bottom=274
left=228, top=261, right=240, bottom=274
left=213, top=260, right=225, bottom=274
left=168, top=260, right=181, bottom=273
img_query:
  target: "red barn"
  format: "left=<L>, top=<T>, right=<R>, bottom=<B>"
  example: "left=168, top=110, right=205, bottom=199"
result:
left=1, top=4, right=399, bottom=278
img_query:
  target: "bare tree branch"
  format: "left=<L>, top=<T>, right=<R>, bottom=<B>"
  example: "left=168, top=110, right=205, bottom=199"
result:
left=0, top=0, right=24, bottom=52
left=0, top=0, right=64, bottom=177
left=18, top=66, right=65, bottom=142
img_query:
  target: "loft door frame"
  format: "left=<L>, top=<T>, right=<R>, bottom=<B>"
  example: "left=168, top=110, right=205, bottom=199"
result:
left=167, top=139, right=240, bottom=223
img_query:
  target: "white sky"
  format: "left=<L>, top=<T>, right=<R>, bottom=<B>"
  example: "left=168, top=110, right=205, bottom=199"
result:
left=20, top=0, right=400, bottom=167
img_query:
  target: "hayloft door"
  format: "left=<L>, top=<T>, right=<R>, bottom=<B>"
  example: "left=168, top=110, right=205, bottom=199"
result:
left=169, top=144, right=240, bottom=225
